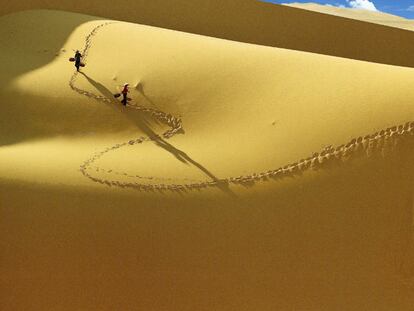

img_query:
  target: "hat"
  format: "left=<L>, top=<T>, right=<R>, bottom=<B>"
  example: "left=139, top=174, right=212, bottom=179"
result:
left=123, top=83, right=129, bottom=86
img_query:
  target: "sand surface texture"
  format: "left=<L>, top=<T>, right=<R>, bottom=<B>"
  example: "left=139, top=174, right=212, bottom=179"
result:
left=1, top=2, right=414, bottom=311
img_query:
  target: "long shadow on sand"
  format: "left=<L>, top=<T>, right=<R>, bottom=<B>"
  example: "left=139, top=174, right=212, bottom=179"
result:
left=79, top=72, right=234, bottom=195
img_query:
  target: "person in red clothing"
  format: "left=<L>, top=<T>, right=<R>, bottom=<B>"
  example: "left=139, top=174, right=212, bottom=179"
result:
left=121, top=83, right=129, bottom=106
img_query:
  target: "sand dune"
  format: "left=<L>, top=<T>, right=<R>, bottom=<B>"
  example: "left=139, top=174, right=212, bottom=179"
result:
left=3, top=0, right=414, bottom=68
left=1, top=5, right=414, bottom=311
left=284, top=2, right=414, bottom=31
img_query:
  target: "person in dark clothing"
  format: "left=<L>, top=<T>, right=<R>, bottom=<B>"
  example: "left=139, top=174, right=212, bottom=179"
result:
left=121, top=83, right=129, bottom=106
left=74, top=50, right=82, bottom=72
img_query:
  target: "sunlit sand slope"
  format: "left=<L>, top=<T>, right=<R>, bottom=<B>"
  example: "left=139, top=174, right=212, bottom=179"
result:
left=285, top=2, right=414, bottom=31
left=1, top=9, right=414, bottom=311
left=2, top=1, right=414, bottom=67
left=1, top=9, right=413, bottom=188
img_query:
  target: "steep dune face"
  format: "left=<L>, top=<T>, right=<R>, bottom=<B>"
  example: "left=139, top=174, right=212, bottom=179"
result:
left=2, top=0, right=414, bottom=67
left=1, top=8, right=414, bottom=311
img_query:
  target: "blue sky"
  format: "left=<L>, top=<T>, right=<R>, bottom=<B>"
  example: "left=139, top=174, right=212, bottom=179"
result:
left=264, top=0, right=414, bottom=19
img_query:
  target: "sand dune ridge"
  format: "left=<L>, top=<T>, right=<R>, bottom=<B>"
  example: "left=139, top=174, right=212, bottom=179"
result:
left=72, top=21, right=414, bottom=192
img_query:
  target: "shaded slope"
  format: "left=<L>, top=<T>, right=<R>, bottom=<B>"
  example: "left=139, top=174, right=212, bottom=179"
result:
left=1, top=140, right=414, bottom=311
left=2, top=1, right=414, bottom=67
left=0, top=10, right=102, bottom=144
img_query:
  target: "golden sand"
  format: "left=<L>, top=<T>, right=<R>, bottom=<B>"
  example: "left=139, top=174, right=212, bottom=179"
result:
left=1, top=3, right=414, bottom=310
left=3, top=0, right=414, bottom=67
left=285, top=2, right=414, bottom=31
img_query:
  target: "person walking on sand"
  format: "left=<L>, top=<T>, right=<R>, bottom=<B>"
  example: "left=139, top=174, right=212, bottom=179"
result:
left=74, top=50, right=82, bottom=72
left=121, top=83, right=129, bottom=106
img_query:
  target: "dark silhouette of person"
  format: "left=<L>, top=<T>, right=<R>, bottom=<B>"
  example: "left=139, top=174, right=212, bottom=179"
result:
left=74, top=50, right=82, bottom=72
left=121, top=83, right=129, bottom=105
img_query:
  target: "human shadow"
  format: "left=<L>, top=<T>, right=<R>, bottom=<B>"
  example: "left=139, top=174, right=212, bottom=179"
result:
left=79, top=72, right=234, bottom=196
left=135, top=82, right=158, bottom=109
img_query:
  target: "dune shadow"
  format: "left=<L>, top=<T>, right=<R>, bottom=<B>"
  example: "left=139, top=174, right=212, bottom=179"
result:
left=0, top=11, right=104, bottom=146
left=1, top=142, right=414, bottom=310
left=80, top=72, right=234, bottom=196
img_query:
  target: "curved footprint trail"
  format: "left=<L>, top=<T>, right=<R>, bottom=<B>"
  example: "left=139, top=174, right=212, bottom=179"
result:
left=70, top=22, right=414, bottom=192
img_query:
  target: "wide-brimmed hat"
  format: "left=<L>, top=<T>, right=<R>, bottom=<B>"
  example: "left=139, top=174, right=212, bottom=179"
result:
left=123, top=83, right=129, bottom=86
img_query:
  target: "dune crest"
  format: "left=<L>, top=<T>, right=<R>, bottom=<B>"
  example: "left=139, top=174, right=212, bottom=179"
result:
left=3, top=1, right=414, bottom=67
left=284, top=2, right=414, bottom=31
left=65, top=20, right=414, bottom=192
